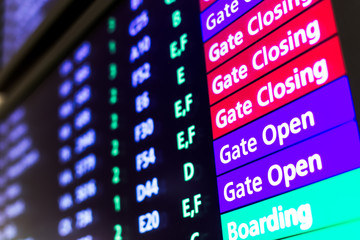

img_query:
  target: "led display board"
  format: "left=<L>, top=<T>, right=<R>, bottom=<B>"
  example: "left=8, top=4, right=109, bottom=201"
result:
left=200, top=0, right=360, bottom=239
left=2, top=0, right=61, bottom=65
left=0, top=0, right=359, bottom=239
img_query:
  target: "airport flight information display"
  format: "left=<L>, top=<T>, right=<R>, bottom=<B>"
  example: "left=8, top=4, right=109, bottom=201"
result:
left=0, top=0, right=360, bottom=239
left=2, top=0, right=61, bottom=65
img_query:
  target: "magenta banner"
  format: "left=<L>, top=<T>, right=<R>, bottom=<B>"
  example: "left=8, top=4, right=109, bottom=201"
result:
left=217, top=121, right=360, bottom=213
left=213, top=77, right=355, bottom=175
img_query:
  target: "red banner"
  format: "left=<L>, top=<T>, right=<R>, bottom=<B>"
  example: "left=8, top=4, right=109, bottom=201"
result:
left=210, top=37, right=346, bottom=139
left=200, top=0, right=217, bottom=12
left=207, top=0, right=337, bottom=105
left=204, top=0, right=321, bottom=72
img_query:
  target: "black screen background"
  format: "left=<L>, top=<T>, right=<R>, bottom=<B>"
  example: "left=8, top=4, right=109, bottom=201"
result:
left=0, top=1, right=222, bottom=239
